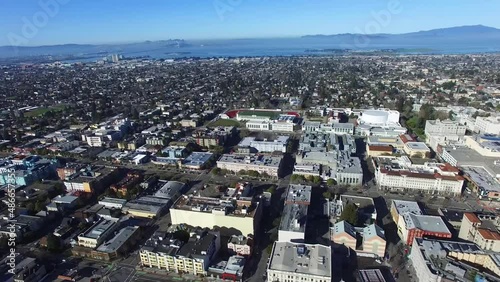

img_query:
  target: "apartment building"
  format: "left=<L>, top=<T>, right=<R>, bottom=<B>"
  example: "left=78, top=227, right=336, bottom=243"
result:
left=227, top=235, right=251, bottom=256
left=458, top=212, right=500, bottom=252
left=140, top=230, right=220, bottom=275
left=63, top=165, right=118, bottom=193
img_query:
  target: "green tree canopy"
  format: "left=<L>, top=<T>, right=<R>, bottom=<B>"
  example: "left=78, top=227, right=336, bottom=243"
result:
left=340, top=203, right=358, bottom=226
left=46, top=234, right=61, bottom=252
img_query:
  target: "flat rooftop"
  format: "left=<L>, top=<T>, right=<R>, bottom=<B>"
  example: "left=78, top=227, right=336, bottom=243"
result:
left=217, top=154, right=282, bottom=168
left=268, top=242, right=331, bottom=278
left=358, top=269, right=387, bottom=282
left=99, top=197, right=127, bottom=205
left=405, top=142, right=430, bottom=151
left=442, top=146, right=500, bottom=176
left=173, top=195, right=258, bottom=218
left=285, top=184, right=312, bottom=204
left=154, top=181, right=185, bottom=199
left=392, top=199, right=422, bottom=216
left=280, top=204, right=308, bottom=233
left=408, top=214, right=451, bottom=234
left=461, top=166, right=500, bottom=193
left=81, top=218, right=117, bottom=239
left=183, top=152, right=213, bottom=167
left=96, top=226, right=139, bottom=253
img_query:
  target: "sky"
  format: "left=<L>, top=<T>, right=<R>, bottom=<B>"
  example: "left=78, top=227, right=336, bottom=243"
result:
left=1, top=0, right=499, bottom=46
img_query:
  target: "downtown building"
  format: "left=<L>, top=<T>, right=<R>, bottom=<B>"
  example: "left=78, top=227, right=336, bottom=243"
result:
left=267, top=242, right=332, bottom=282
left=374, top=156, right=464, bottom=195
left=390, top=200, right=451, bottom=245
left=140, top=229, right=220, bottom=276
left=216, top=154, right=283, bottom=177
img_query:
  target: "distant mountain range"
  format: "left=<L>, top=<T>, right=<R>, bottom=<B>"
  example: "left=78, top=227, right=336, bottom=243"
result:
left=302, top=25, right=500, bottom=39
left=1, top=25, right=500, bottom=60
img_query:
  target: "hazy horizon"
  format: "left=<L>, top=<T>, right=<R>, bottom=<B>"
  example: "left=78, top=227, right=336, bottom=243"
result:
left=2, top=0, right=500, bottom=47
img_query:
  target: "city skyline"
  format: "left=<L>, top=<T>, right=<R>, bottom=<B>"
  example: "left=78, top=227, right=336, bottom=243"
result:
left=1, top=0, right=500, bottom=46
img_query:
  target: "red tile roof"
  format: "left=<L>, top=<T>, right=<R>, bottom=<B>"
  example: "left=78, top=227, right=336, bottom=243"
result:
left=478, top=228, right=500, bottom=240
left=368, top=145, right=393, bottom=152
left=464, top=213, right=481, bottom=224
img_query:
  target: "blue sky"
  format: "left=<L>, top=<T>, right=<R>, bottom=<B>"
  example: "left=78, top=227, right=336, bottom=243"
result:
left=1, top=0, right=499, bottom=46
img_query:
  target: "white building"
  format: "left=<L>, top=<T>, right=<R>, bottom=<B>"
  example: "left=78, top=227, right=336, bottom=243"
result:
left=270, top=122, right=294, bottom=132
left=86, top=136, right=103, bottom=147
left=356, top=109, right=406, bottom=137
left=170, top=196, right=263, bottom=236
left=98, top=197, right=127, bottom=209
left=238, top=136, right=288, bottom=153
left=267, top=242, right=332, bottom=282
left=246, top=120, right=270, bottom=131
left=358, top=109, right=400, bottom=126
left=217, top=154, right=282, bottom=177
left=77, top=218, right=118, bottom=248
left=140, top=230, right=221, bottom=276
left=375, top=156, right=464, bottom=195
left=474, top=116, right=500, bottom=135
left=424, top=119, right=466, bottom=139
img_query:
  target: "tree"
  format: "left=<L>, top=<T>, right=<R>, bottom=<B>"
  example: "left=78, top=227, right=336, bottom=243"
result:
left=326, top=179, right=336, bottom=186
left=34, top=201, right=45, bottom=212
left=266, top=185, right=276, bottom=194
left=46, top=234, right=61, bottom=252
left=173, top=230, right=190, bottom=243
left=312, top=176, right=322, bottom=185
left=272, top=217, right=282, bottom=227
left=211, top=167, right=221, bottom=175
left=247, top=170, right=260, bottom=178
left=339, top=203, right=358, bottom=226
left=322, top=191, right=332, bottom=200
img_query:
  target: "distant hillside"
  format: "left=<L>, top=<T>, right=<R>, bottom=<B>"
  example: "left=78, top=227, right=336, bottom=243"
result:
left=302, top=25, right=500, bottom=39
left=0, top=39, right=189, bottom=58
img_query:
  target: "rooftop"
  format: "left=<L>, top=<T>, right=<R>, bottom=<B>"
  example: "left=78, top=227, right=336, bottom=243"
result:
left=173, top=195, right=258, bottom=218
left=461, top=166, right=500, bottom=193
left=358, top=269, right=387, bottom=282
left=442, top=145, right=500, bottom=177
left=268, top=242, right=331, bottom=278
left=183, top=152, right=213, bottom=167
left=224, top=255, right=245, bottom=276
left=332, top=220, right=356, bottom=238
left=285, top=184, right=312, bottom=204
left=217, top=154, right=282, bottom=168
left=96, top=226, right=139, bottom=253
left=363, top=224, right=385, bottom=240
left=280, top=204, right=308, bottom=233
left=99, top=197, right=128, bottom=205
left=81, top=218, right=118, bottom=240
left=392, top=200, right=422, bottom=216
left=154, top=181, right=185, bottom=200
left=405, top=142, right=430, bottom=151
left=407, top=214, right=451, bottom=234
